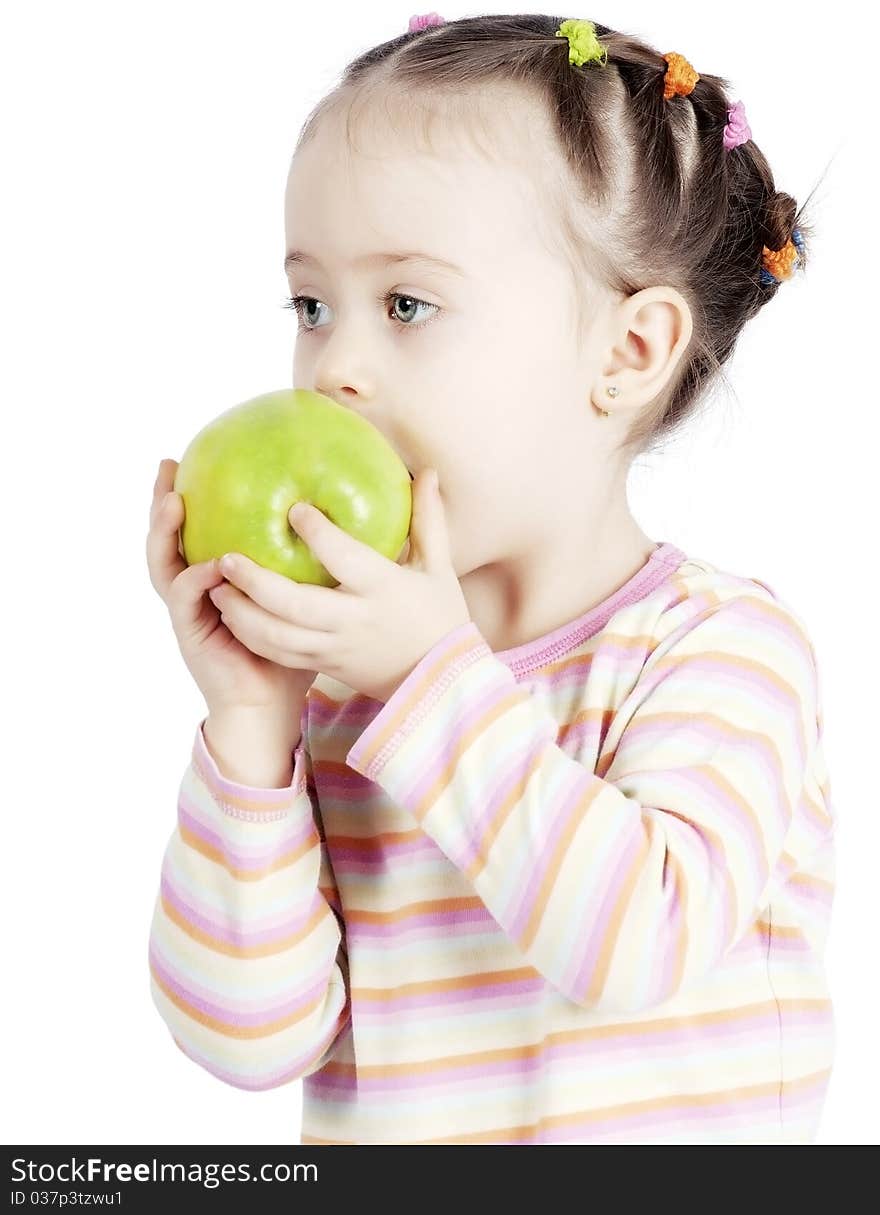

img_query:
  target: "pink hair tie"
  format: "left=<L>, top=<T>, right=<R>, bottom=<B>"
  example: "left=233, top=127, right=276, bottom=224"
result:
left=408, top=12, right=446, bottom=32
left=723, top=99, right=752, bottom=151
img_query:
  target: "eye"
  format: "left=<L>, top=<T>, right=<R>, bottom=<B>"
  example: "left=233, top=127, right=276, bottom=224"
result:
left=282, top=290, right=440, bottom=334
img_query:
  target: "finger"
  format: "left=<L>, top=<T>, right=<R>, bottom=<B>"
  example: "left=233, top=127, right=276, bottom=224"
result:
left=288, top=502, right=389, bottom=594
left=207, top=581, right=330, bottom=666
left=409, top=468, right=451, bottom=571
left=166, top=556, right=226, bottom=636
left=146, top=489, right=188, bottom=600
left=149, top=458, right=179, bottom=530
left=216, top=552, right=353, bottom=631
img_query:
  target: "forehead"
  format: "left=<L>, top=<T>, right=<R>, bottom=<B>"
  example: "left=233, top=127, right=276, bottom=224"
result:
left=284, top=84, right=570, bottom=272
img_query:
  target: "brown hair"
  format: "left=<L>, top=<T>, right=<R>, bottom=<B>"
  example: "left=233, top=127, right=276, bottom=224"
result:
left=293, top=13, right=830, bottom=464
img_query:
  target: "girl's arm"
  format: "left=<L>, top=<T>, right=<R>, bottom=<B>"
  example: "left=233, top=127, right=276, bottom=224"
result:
left=345, top=593, right=834, bottom=1016
left=148, top=712, right=350, bottom=1089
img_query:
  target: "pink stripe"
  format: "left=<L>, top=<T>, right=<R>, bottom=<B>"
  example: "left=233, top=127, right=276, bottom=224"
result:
left=160, top=862, right=315, bottom=933
left=723, top=598, right=815, bottom=668
left=170, top=1022, right=346, bottom=1093
left=149, top=941, right=329, bottom=1027
left=178, top=795, right=314, bottom=874
left=397, top=675, right=533, bottom=814
left=508, top=766, right=596, bottom=940
left=619, top=714, right=792, bottom=838
left=350, top=631, right=491, bottom=780
left=569, top=822, right=649, bottom=1001
left=787, top=871, right=835, bottom=909
left=351, top=974, right=547, bottom=1018
left=651, top=855, right=689, bottom=1006
left=328, top=836, right=446, bottom=869
left=307, top=1008, right=831, bottom=1095
left=310, top=769, right=371, bottom=796
left=160, top=872, right=317, bottom=950
left=347, top=906, right=498, bottom=941
left=460, top=733, right=561, bottom=870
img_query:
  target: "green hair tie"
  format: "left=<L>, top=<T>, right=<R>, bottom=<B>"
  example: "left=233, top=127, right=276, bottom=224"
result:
left=555, top=18, right=608, bottom=68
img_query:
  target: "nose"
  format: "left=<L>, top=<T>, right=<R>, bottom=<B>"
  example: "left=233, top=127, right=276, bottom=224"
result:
left=316, top=384, right=359, bottom=410
left=310, top=327, right=379, bottom=412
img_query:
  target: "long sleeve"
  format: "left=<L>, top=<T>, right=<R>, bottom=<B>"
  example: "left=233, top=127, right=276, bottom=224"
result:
left=148, top=713, right=350, bottom=1090
left=345, top=596, right=831, bottom=1018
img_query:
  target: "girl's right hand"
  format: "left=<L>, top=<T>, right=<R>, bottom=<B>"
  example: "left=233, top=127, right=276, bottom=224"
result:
left=145, top=458, right=319, bottom=718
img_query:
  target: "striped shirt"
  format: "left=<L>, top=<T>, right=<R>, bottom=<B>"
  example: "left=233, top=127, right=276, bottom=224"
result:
left=148, top=539, right=836, bottom=1144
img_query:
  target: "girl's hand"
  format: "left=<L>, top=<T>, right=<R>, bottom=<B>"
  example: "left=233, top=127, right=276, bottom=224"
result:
left=145, top=458, right=318, bottom=717
left=207, top=468, right=472, bottom=703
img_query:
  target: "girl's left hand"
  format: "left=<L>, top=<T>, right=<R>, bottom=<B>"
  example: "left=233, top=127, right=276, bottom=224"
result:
left=207, top=468, right=472, bottom=703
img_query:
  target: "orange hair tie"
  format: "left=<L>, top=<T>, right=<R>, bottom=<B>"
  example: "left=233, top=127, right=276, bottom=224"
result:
left=662, top=52, right=699, bottom=99
left=761, top=238, right=799, bottom=283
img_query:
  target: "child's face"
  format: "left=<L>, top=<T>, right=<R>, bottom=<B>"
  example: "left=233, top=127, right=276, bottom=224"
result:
left=284, top=104, right=613, bottom=578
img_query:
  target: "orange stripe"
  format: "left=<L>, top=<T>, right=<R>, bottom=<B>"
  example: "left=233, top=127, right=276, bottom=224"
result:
left=160, top=890, right=329, bottom=958
left=150, top=963, right=327, bottom=1039
left=410, top=1067, right=833, bottom=1143
left=557, top=705, right=615, bottom=747
left=353, top=964, right=538, bottom=1004
left=355, top=628, right=487, bottom=763
left=345, top=894, right=487, bottom=925
left=411, top=686, right=528, bottom=825
left=320, top=998, right=833, bottom=1078
left=586, top=828, right=654, bottom=1004
left=599, top=707, right=789, bottom=879
left=788, top=871, right=834, bottom=897
left=518, top=778, right=601, bottom=951
left=179, top=821, right=314, bottom=880
left=465, top=734, right=558, bottom=884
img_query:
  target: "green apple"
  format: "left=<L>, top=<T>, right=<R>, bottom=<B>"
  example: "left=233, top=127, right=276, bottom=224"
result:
left=173, top=388, right=413, bottom=586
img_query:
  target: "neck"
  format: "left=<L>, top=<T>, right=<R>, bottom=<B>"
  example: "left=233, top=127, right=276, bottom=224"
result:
left=458, top=506, right=656, bottom=655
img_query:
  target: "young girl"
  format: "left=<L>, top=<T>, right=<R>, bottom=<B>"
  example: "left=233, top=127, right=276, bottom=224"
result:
left=145, top=13, right=835, bottom=1145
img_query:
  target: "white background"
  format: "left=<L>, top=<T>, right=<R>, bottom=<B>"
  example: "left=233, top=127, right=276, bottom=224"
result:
left=2, top=0, right=875, bottom=1146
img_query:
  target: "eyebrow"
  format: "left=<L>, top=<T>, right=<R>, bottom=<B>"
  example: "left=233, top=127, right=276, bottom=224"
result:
left=284, top=249, right=465, bottom=277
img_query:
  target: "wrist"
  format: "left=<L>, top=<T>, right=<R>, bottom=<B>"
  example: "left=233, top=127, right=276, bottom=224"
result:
left=202, top=708, right=302, bottom=788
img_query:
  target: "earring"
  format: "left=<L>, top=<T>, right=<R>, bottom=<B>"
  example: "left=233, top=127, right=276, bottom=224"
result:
left=597, top=384, right=618, bottom=417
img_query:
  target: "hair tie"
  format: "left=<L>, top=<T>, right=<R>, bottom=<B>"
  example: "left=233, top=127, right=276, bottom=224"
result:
left=408, top=12, right=446, bottom=32
left=662, top=52, right=699, bottom=99
left=555, top=19, right=608, bottom=67
left=401, top=18, right=802, bottom=289
left=723, top=99, right=752, bottom=151
left=761, top=227, right=804, bottom=285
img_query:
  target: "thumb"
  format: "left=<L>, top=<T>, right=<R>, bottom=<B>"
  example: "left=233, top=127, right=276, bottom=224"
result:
left=409, top=468, right=451, bottom=571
